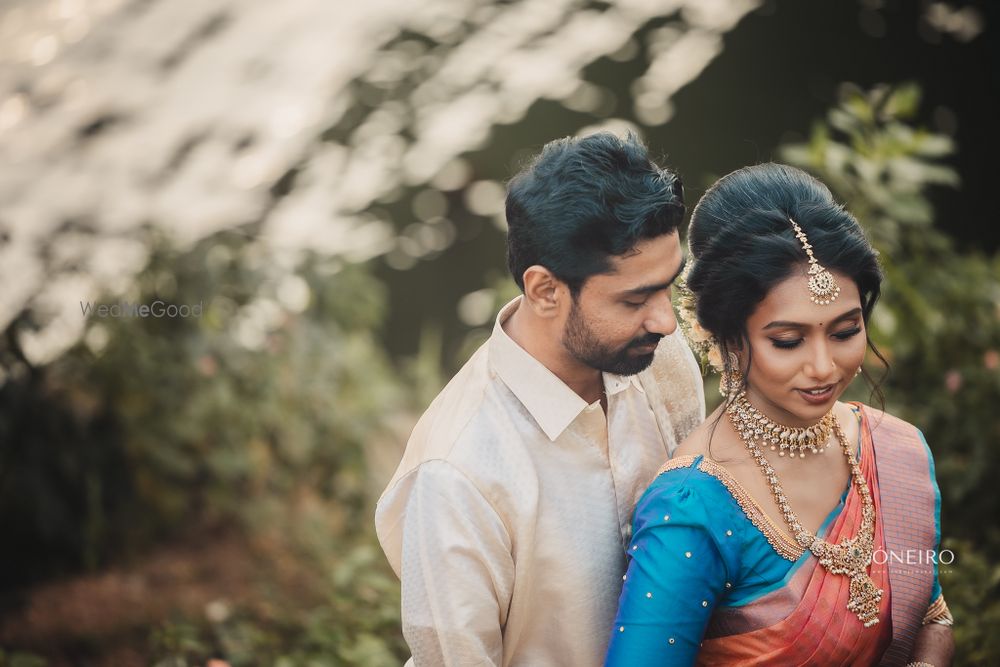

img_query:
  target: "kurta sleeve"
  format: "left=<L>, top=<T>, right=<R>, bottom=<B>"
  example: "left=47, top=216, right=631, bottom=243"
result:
left=605, top=459, right=742, bottom=666
left=636, top=331, right=707, bottom=459
left=646, top=330, right=706, bottom=445
left=391, top=459, right=514, bottom=665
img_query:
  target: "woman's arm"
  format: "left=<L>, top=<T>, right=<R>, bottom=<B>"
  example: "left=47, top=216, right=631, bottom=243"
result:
left=908, top=432, right=953, bottom=667
left=604, top=467, right=735, bottom=666
left=908, top=623, right=954, bottom=667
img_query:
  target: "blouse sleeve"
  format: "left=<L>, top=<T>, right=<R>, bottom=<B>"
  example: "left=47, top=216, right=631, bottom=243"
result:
left=605, top=459, right=742, bottom=666
left=919, top=431, right=954, bottom=625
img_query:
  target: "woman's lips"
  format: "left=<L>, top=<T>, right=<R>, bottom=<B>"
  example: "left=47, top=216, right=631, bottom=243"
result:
left=795, top=384, right=836, bottom=404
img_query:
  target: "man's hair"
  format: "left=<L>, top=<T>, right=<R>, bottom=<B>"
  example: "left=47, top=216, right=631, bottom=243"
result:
left=504, top=132, right=684, bottom=295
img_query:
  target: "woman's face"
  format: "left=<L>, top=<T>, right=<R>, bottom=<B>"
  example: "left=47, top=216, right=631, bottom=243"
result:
left=741, top=266, right=867, bottom=427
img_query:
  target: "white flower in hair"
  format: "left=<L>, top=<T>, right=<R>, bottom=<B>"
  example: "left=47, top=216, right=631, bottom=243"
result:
left=687, top=320, right=713, bottom=344
left=706, top=344, right=724, bottom=372
left=674, top=260, right=724, bottom=373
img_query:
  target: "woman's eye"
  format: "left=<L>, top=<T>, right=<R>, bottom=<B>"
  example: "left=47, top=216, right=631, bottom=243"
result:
left=770, top=338, right=802, bottom=349
left=833, top=327, right=862, bottom=340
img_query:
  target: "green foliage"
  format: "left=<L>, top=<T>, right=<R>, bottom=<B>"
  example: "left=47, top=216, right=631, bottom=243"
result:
left=149, top=540, right=406, bottom=666
left=938, top=538, right=1000, bottom=665
left=781, top=83, right=959, bottom=250
left=781, top=82, right=1000, bottom=664
left=1, top=230, right=408, bottom=663
left=73, top=235, right=393, bottom=532
left=0, top=650, right=47, bottom=667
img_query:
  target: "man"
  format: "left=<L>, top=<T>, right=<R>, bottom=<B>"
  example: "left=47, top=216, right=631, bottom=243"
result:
left=375, top=132, right=705, bottom=666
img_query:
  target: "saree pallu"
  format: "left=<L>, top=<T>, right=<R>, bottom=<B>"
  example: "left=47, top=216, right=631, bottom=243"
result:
left=697, top=405, right=937, bottom=666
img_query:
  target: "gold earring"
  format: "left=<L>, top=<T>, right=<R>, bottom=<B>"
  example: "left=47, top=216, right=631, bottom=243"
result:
left=720, top=352, right=744, bottom=397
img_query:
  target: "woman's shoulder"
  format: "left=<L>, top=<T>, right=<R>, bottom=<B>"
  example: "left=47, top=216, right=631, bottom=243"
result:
left=673, top=410, right=716, bottom=455
left=632, top=455, right=750, bottom=572
left=851, top=401, right=934, bottom=465
left=638, top=453, right=746, bottom=527
left=849, top=400, right=919, bottom=430
left=645, top=454, right=709, bottom=497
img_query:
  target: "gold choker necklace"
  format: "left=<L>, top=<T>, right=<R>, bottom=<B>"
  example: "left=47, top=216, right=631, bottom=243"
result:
left=728, top=398, right=883, bottom=627
left=728, top=391, right=834, bottom=458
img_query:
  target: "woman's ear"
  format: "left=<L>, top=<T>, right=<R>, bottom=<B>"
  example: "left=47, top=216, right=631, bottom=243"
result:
left=722, top=337, right=748, bottom=373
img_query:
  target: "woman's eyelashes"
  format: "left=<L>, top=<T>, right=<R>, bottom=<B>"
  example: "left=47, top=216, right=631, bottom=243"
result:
left=832, top=326, right=863, bottom=340
left=768, top=325, right=863, bottom=349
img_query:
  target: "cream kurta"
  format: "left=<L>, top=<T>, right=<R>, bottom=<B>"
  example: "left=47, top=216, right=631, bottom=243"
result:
left=375, top=297, right=705, bottom=666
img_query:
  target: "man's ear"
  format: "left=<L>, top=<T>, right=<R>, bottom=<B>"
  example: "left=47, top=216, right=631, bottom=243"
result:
left=521, top=265, right=566, bottom=318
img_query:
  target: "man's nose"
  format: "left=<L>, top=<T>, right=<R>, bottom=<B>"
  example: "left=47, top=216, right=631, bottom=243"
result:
left=646, top=293, right=678, bottom=336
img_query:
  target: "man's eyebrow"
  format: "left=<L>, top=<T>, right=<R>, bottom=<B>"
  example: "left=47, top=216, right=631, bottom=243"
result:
left=762, top=307, right=863, bottom=330
left=619, top=258, right=687, bottom=297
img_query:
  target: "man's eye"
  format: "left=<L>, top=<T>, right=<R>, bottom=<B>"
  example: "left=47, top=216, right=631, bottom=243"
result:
left=624, top=301, right=645, bottom=309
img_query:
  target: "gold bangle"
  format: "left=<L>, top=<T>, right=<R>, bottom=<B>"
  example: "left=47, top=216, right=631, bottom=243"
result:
left=922, top=594, right=954, bottom=626
left=905, top=662, right=935, bottom=667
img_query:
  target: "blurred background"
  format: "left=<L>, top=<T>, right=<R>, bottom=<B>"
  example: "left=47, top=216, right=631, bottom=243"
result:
left=0, top=0, right=997, bottom=665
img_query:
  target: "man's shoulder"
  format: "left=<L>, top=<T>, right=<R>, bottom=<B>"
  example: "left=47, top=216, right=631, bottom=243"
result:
left=411, top=344, right=496, bottom=454
left=375, top=340, right=543, bottom=561
left=385, top=340, right=534, bottom=486
left=646, top=330, right=700, bottom=379
left=637, top=331, right=706, bottom=445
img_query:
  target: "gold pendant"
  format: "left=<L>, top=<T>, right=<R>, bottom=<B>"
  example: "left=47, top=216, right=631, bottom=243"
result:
left=847, top=572, right=883, bottom=627
left=731, top=406, right=884, bottom=628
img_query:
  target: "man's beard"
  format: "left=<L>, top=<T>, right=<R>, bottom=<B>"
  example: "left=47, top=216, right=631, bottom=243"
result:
left=562, top=300, right=663, bottom=376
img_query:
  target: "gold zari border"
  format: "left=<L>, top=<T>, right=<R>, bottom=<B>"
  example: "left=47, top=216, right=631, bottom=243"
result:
left=654, top=456, right=804, bottom=561
left=656, top=455, right=699, bottom=475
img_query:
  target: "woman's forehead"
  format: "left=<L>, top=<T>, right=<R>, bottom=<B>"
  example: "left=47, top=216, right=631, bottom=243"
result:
left=749, top=270, right=861, bottom=327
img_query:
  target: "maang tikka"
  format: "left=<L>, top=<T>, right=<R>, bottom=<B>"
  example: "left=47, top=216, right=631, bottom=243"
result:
left=789, top=218, right=840, bottom=305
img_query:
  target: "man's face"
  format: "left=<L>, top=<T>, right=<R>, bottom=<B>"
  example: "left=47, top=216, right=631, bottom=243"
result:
left=561, top=231, right=684, bottom=376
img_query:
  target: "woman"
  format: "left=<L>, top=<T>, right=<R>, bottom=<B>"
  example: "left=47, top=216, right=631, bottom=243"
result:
left=605, top=164, right=954, bottom=666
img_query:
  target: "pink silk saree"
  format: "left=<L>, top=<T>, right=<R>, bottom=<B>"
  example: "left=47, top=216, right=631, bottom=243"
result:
left=696, top=405, right=938, bottom=666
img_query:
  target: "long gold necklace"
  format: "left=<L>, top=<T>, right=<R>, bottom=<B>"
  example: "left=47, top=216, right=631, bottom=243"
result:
left=730, top=391, right=833, bottom=458
left=727, top=392, right=883, bottom=627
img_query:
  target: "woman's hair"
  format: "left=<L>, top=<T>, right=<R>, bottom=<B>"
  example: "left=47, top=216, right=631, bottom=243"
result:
left=686, top=163, right=886, bottom=395
left=505, top=132, right=684, bottom=295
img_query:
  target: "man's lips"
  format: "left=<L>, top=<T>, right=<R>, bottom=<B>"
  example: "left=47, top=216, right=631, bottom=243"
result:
left=630, top=341, right=659, bottom=353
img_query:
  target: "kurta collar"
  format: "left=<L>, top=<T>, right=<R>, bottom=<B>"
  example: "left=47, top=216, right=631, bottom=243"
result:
left=488, top=296, right=641, bottom=441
